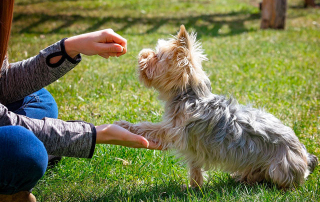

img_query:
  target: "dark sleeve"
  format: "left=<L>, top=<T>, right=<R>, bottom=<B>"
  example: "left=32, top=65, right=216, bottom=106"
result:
left=0, top=39, right=96, bottom=158
left=0, top=38, right=81, bottom=105
left=0, top=104, right=96, bottom=158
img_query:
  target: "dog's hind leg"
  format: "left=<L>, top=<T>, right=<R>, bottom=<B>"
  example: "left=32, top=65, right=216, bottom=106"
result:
left=189, top=161, right=204, bottom=188
left=236, top=167, right=266, bottom=185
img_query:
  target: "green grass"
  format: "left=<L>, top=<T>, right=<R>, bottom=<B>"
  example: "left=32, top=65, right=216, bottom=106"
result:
left=9, top=0, right=320, bottom=201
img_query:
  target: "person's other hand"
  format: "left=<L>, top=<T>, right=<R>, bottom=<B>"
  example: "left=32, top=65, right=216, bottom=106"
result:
left=64, top=29, right=127, bottom=59
left=95, top=124, right=162, bottom=150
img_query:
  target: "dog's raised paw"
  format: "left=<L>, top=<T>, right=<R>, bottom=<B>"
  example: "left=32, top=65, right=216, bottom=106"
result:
left=114, top=120, right=131, bottom=129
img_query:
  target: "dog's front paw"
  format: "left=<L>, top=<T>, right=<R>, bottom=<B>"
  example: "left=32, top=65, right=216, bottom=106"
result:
left=114, top=120, right=132, bottom=130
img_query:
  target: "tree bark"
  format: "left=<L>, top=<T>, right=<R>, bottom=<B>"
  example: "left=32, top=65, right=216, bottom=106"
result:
left=304, top=0, right=316, bottom=7
left=261, top=0, right=287, bottom=29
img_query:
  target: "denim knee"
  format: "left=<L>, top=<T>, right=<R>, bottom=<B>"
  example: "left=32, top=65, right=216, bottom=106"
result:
left=32, top=88, right=59, bottom=119
left=5, top=88, right=58, bottom=119
left=0, top=126, right=48, bottom=194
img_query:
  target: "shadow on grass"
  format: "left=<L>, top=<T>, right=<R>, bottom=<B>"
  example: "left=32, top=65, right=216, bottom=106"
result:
left=289, top=4, right=320, bottom=8
left=81, top=178, right=277, bottom=202
left=13, top=10, right=260, bottom=38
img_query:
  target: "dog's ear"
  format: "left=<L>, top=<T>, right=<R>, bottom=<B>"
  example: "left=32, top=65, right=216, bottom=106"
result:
left=175, top=25, right=210, bottom=95
left=177, top=25, right=190, bottom=49
left=144, top=58, right=158, bottom=79
left=138, top=50, right=159, bottom=87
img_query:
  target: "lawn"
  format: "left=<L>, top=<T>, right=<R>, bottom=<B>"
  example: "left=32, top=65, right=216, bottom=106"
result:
left=9, top=0, right=320, bottom=201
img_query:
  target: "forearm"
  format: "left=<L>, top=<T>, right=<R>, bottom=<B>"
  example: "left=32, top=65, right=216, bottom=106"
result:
left=0, top=39, right=81, bottom=105
left=0, top=104, right=96, bottom=158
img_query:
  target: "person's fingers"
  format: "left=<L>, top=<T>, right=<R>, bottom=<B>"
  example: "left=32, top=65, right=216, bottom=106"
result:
left=96, top=43, right=124, bottom=53
left=99, top=53, right=118, bottom=57
left=128, top=134, right=163, bottom=150
left=98, top=53, right=120, bottom=60
left=99, top=54, right=110, bottom=59
left=108, top=32, right=127, bottom=48
left=120, top=128, right=163, bottom=150
left=108, top=52, right=118, bottom=57
left=148, top=141, right=163, bottom=150
left=120, top=130, right=148, bottom=148
left=106, top=31, right=127, bottom=56
left=116, top=47, right=127, bottom=57
left=135, top=136, right=150, bottom=148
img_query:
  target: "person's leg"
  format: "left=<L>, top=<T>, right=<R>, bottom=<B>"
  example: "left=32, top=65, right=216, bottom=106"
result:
left=5, top=88, right=62, bottom=167
left=0, top=126, right=48, bottom=198
left=6, top=88, right=58, bottom=120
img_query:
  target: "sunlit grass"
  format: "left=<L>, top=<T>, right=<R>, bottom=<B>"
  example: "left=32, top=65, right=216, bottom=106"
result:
left=8, top=0, right=320, bottom=201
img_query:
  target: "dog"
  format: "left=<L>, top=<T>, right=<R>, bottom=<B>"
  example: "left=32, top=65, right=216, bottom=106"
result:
left=115, top=25, right=318, bottom=189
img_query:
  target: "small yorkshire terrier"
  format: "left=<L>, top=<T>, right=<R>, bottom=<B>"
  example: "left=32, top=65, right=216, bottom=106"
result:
left=115, top=25, right=318, bottom=189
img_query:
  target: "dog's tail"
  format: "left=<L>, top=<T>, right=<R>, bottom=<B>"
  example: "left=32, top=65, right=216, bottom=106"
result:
left=307, top=153, right=318, bottom=174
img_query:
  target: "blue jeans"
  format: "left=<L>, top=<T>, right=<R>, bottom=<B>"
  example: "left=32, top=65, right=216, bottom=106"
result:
left=0, top=88, right=58, bottom=194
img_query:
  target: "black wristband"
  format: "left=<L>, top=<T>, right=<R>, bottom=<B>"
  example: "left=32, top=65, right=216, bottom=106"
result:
left=88, top=123, right=97, bottom=158
left=46, top=38, right=81, bottom=68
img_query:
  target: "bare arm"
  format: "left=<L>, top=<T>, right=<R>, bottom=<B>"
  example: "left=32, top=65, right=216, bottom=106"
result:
left=0, top=29, right=126, bottom=105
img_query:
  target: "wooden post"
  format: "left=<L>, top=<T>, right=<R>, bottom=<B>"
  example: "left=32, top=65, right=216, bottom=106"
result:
left=304, top=0, right=316, bottom=7
left=260, top=0, right=287, bottom=29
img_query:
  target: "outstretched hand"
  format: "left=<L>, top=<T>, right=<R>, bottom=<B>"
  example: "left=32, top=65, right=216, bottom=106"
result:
left=95, top=124, right=162, bottom=150
left=61, top=30, right=160, bottom=150
left=64, top=29, right=127, bottom=59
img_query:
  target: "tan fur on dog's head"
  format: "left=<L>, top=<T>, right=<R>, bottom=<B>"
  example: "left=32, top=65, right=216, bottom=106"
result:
left=138, top=25, right=210, bottom=101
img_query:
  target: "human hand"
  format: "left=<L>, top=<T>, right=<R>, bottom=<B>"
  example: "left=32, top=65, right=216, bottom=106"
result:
left=95, top=124, right=162, bottom=150
left=64, top=29, right=127, bottom=59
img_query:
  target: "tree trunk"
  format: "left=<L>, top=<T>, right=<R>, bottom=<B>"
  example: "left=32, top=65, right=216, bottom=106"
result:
left=260, top=0, right=287, bottom=29
left=304, top=0, right=316, bottom=7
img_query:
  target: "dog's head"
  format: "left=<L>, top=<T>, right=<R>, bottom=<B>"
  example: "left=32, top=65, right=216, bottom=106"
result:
left=138, top=25, right=211, bottom=100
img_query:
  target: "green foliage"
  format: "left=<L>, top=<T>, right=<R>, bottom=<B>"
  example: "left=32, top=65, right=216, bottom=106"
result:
left=9, top=0, right=320, bottom=201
